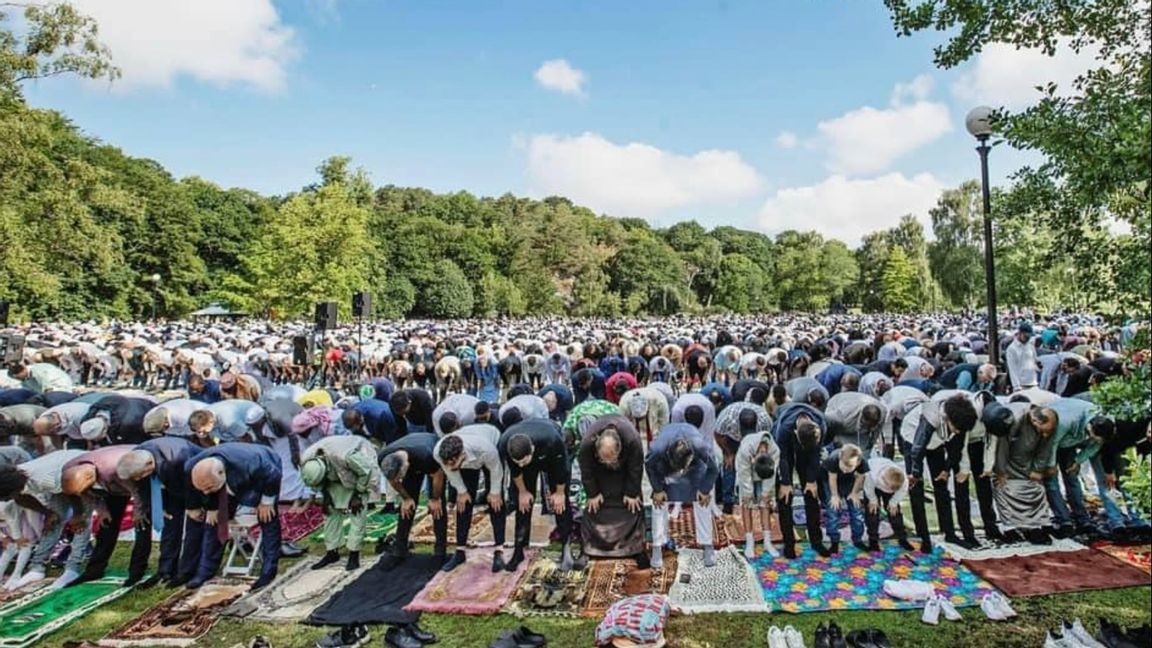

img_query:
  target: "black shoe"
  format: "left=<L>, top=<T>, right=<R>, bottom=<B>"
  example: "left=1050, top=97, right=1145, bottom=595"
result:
left=867, top=628, right=892, bottom=648
left=897, top=538, right=915, bottom=552
left=814, top=622, right=831, bottom=648
left=783, top=544, right=797, bottom=559
left=961, top=535, right=982, bottom=549
left=315, top=624, right=368, bottom=648
left=919, top=539, right=934, bottom=554
left=852, top=541, right=870, bottom=552
left=122, top=572, right=146, bottom=588
left=383, top=625, right=423, bottom=648
left=442, top=549, right=466, bottom=572
left=375, top=534, right=397, bottom=555
left=137, top=574, right=166, bottom=590
left=1052, top=525, right=1075, bottom=540
left=829, top=542, right=840, bottom=555
left=312, top=550, right=341, bottom=570
left=491, top=550, right=507, bottom=573
left=505, top=547, right=526, bottom=572
left=345, top=551, right=360, bottom=571
left=828, top=622, right=847, bottom=648
left=984, top=528, right=1005, bottom=543
left=404, top=622, right=437, bottom=644
left=1025, top=528, right=1052, bottom=545
left=511, top=625, right=547, bottom=647
left=814, top=543, right=832, bottom=558
left=249, top=575, right=274, bottom=592
left=869, top=541, right=883, bottom=552
left=378, top=551, right=409, bottom=571
left=845, top=630, right=871, bottom=648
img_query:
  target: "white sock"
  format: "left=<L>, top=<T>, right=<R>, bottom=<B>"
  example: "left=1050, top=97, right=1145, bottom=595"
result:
left=650, top=544, right=664, bottom=570
left=50, top=569, right=80, bottom=590
left=744, top=532, right=755, bottom=558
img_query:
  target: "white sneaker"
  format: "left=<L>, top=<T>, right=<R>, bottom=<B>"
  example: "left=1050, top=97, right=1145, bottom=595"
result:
left=763, top=539, right=780, bottom=557
left=767, top=626, right=786, bottom=648
left=1069, top=619, right=1106, bottom=648
left=10, top=570, right=45, bottom=590
left=989, top=591, right=1018, bottom=618
left=1044, top=631, right=1071, bottom=648
left=922, top=596, right=942, bottom=625
left=783, top=626, right=805, bottom=648
left=744, top=537, right=756, bottom=560
left=50, top=569, right=80, bottom=590
left=981, top=593, right=1007, bottom=621
left=937, top=594, right=962, bottom=621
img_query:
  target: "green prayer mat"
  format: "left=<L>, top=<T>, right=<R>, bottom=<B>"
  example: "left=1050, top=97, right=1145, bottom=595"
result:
left=307, top=509, right=399, bottom=544
left=0, top=574, right=130, bottom=648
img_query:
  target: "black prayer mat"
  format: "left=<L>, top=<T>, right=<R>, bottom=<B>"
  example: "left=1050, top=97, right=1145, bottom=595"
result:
left=305, top=553, right=441, bottom=627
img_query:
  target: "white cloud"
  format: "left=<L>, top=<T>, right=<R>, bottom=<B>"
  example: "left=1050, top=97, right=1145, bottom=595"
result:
left=533, top=59, right=587, bottom=96
left=775, top=131, right=799, bottom=149
left=69, top=0, right=298, bottom=91
left=951, top=40, right=1102, bottom=109
left=815, top=75, right=952, bottom=176
left=524, top=132, right=764, bottom=216
left=758, top=172, right=945, bottom=246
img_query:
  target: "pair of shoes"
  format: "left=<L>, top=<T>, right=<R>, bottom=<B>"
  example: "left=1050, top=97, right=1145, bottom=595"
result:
left=1099, top=617, right=1149, bottom=648
left=383, top=623, right=437, bottom=648
left=249, top=635, right=272, bottom=648
left=488, top=625, right=546, bottom=647
left=315, top=624, right=369, bottom=648
left=934, top=594, right=962, bottom=621
left=813, top=622, right=846, bottom=648
left=313, top=550, right=342, bottom=570
left=980, top=592, right=1017, bottom=621
left=767, top=625, right=804, bottom=648
left=1056, top=618, right=1106, bottom=648
left=844, top=629, right=892, bottom=648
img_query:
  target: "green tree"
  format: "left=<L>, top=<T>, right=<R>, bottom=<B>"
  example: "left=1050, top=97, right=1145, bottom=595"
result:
left=928, top=181, right=985, bottom=308
left=0, top=1, right=119, bottom=102
left=414, top=260, right=474, bottom=319
left=881, top=247, right=919, bottom=312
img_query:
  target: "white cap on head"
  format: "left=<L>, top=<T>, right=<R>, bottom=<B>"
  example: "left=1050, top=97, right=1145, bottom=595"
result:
left=244, top=405, right=266, bottom=425
left=80, top=416, right=109, bottom=441
left=628, top=394, right=649, bottom=419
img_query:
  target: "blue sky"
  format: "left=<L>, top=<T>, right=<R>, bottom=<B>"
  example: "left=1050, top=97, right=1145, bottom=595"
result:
left=22, top=0, right=1095, bottom=245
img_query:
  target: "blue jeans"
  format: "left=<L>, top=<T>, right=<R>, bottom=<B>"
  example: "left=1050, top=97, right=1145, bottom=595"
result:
left=1090, top=455, right=1150, bottom=530
left=821, top=473, right=864, bottom=543
left=1044, top=447, right=1093, bottom=530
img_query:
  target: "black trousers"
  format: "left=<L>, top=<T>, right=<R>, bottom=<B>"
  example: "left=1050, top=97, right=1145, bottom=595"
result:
left=507, top=468, right=573, bottom=550
left=967, top=440, right=1000, bottom=537
left=777, top=484, right=824, bottom=549
left=393, top=471, right=447, bottom=555
left=864, top=489, right=910, bottom=544
left=904, top=437, right=975, bottom=544
left=81, top=495, right=151, bottom=582
left=454, top=468, right=505, bottom=547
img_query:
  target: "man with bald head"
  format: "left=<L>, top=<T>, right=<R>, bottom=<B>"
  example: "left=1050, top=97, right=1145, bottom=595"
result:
left=60, top=445, right=150, bottom=587
left=117, top=436, right=203, bottom=588
left=184, top=443, right=282, bottom=591
left=577, top=415, right=647, bottom=563
left=0, top=449, right=86, bottom=589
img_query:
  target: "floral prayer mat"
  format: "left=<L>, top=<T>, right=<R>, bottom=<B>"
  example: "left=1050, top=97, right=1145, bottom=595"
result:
left=962, top=548, right=1152, bottom=597
left=504, top=554, right=590, bottom=618
left=1091, top=542, right=1152, bottom=575
left=405, top=547, right=536, bottom=615
left=668, top=546, right=770, bottom=614
left=279, top=504, right=326, bottom=543
left=307, top=508, right=398, bottom=544
left=104, top=580, right=249, bottom=647
left=661, top=505, right=783, bottom=549
left=224, top=557, right=369, bottom=622
left=938, top=535, right=1085, bottom=561
left=755, top=542, right=997, bottom=613
left=409, top=508, right=486, bottom=546
left=580, top=553, right=679, bottom=619
left=0, top=575, right=130, bottom=648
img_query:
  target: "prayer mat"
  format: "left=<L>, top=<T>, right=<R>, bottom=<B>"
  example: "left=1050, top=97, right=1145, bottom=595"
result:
left=103, top=580, right=249, bottom=647
left=667, top=546, right=769, bottom=614
left=0, top=583, right=49, bottom=617
left=580, top=553, right=678, bottom=619
left=661, top=505, right=782, bottom=549
left=756, top=542, right=997, bottom=613
left=225, top=556, right=369, bottom=621
left=409, top=508, right=486, bottom=546
left=474, top=505, right=556, bottom=548
left=962, top=548, right=1152, bottom=597
left=306, top=554, right=440, bottom=626
left=938, top=535, right=1085, bottom=561
left=279, top=503, right=325, bottom=543
left=0, top=575, right=129, bottom=648
left=504, top=554, right=589, bottom=618
left=1092, top=542, right=1152, bottom=575
left=405, top=547, right=536, bottom=615
left=307, top=508, right=398, bottom=544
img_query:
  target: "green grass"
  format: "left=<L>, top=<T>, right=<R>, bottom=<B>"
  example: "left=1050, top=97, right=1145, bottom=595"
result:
left=28, top=535, right=1152, bottom=648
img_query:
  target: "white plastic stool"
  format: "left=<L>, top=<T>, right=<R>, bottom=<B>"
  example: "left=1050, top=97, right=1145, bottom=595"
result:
left=221, top=514, right=262, bottom=577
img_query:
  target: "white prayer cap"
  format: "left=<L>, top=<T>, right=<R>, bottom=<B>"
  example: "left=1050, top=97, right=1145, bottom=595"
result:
left=244, top=405, right=266, bottom=425
left=628, top=394, right=649, bottom=418
left=80, top=416, right=109, bottom=441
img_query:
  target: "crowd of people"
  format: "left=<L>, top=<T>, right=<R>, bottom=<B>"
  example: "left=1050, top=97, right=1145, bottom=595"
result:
left=0, top=312, right=1148, bottom=646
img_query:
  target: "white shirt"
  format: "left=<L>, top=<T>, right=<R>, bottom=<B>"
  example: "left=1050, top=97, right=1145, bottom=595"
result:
left=434, top=424, right=504, bottom=494
left=863, top=457, right=908, bottom=507
left=1006, top=338, right=1039, bottom=391
left=735, top=431, right=780, bottom=502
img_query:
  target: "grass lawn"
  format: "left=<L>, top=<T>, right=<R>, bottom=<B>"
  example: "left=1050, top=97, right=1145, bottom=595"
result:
left=33, top=534, right=1152, bottom=648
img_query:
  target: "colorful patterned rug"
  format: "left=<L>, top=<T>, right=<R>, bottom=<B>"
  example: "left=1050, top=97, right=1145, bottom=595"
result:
left=580, top=553, right=678, bottom=619
left=668, top=546, right=770, bottom=614
left=103, top=580, right=249, bottom=647
left=962, top=548, right=1152, bottom=597
left=755, top=542, right=997, bottom=613
left=0, top=575, right=130, bottom=648
left=405, top=547, right=536, bottom=615
left=280, top=504, right=326, bottom=543
left=1091, top=542, right=1152, bottom=575
left=409, top=508, right=486, bottom=546
left=224, top=557, right=369, bottom=622
left=307, top=508, right=398, bottom=544
left=504, top=554, right=590, bottom=618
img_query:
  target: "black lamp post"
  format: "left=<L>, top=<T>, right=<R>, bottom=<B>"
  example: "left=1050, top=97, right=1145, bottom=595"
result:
left=966, top=106, right=999, bottom=368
